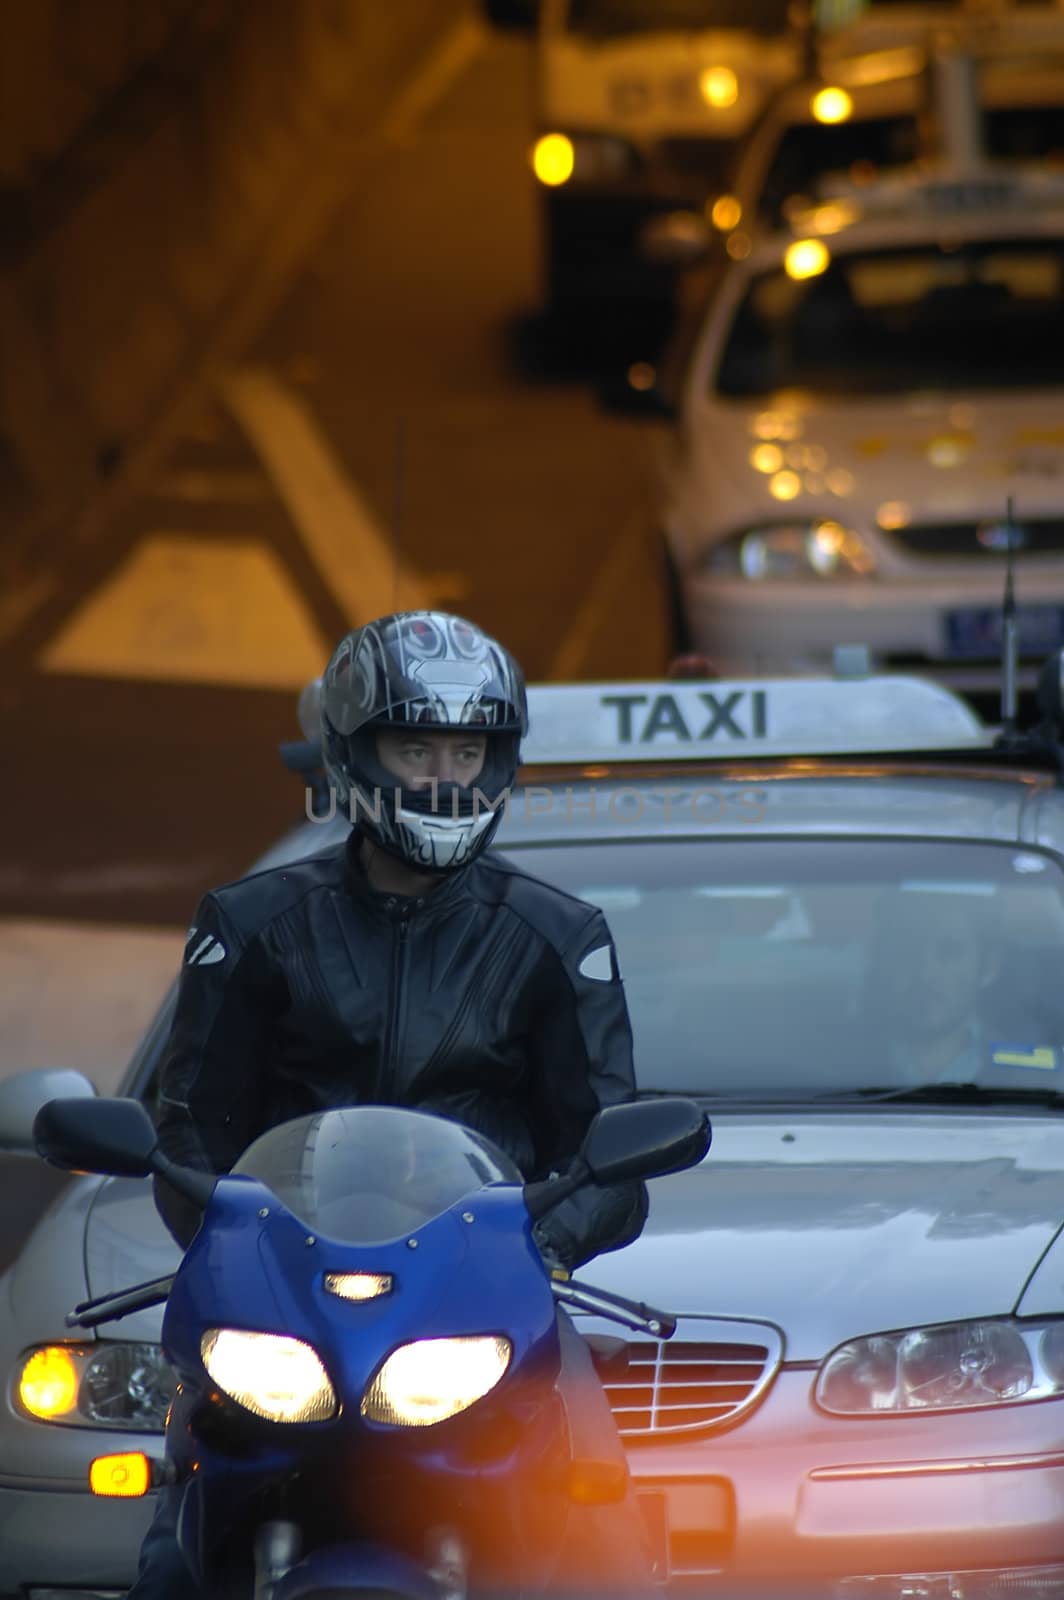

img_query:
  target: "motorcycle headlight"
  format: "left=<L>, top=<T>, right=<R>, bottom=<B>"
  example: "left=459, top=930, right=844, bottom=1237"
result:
left=362, top=1336, right=512, bottom=1428
left=816, top=1319, right=1064, bottom=1415
left=15, top=1342, right=174, bottom=1431
left=706, top=522, right=876, bottom=580
left=200, top=1329, right=337, bottom=1423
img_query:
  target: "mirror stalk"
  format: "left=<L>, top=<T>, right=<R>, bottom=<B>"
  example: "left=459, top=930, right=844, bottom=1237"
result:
left=153, top=1150, right=217, bottom=1209
left=523, top=1159, right=590, bottom=1221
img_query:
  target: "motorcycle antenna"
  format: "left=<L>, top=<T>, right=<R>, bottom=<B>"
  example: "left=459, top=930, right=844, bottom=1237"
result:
left=392, top=416, right=406, bottom=611
left=1000, top=494, right=1019, bottom=735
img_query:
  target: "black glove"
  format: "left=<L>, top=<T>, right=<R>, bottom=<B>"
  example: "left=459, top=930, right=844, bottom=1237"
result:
left=531, top=1176, right=648, bottom=1271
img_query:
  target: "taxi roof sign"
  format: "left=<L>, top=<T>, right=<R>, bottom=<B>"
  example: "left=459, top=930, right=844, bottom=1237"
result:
left=522, top=676, right=996, bottom=765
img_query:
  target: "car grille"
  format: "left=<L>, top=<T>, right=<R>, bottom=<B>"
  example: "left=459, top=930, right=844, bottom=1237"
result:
left=584, top=1315, right=783, bottom=1438
left=889, top=519, right=1064, bottom=557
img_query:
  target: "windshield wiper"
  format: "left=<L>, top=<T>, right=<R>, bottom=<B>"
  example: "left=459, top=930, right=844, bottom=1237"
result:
left=639, top=1089, right=855, bottom=1107
left=811, top=1082, right=1064, bottom=1109
left=638, top=1086, right=1064, bottom=1109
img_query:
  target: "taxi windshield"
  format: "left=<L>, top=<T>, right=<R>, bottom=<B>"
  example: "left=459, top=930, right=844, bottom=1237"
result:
left=231, top=1106, right=522, bottom=1243
left=509, top=838, right=1064, bottom=1102
left=716, top=238, right=1064, bottom=397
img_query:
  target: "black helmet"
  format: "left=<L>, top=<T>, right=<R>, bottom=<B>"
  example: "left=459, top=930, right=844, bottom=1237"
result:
left=320, top=612, right=528, bottom=872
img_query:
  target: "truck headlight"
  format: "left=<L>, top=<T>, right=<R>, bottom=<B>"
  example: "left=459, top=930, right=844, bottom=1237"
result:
left=362, top=1336, right=512, bottom=1427
left=706, top=522, right=876, bottom=580
left=817, top=1319, right=1064, bottom=1414
left=15, top=1342, right=174, bottom=1431
left=200, top=1329, right=337, bottom=1423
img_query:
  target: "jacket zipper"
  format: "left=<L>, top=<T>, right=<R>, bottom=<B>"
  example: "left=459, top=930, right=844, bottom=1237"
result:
left=376, top=900, right=411, bottom=1101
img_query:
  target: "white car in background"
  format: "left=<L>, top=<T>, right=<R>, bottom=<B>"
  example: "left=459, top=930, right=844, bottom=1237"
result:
left=640, top=164, right=1064, bottom=688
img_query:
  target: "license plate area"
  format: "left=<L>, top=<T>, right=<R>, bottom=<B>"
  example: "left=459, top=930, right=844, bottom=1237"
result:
left=944, top=604, right=1064, bottom=658
left=637, top=1479, right=734, bottom=1578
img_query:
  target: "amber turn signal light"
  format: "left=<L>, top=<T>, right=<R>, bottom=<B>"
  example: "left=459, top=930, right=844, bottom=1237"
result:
left=89, top=1451, right=152, bottom=1497
left=567, top=1458, right=629, bottom=1505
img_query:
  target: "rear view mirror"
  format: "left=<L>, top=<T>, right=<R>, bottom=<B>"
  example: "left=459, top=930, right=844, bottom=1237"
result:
left=581, top=1099, right=711, bottom=1185
left=523, top=1098, right=710, bottom=1222
left=34, top=1096, right=158, bottom=1177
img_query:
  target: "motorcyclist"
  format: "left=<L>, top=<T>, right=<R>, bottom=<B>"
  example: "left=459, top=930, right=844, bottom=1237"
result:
left=131, top=610, right=653, bottom=1600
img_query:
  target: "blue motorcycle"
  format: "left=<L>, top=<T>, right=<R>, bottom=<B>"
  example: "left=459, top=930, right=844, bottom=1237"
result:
left=34, top=1096, right=710, bottom=1600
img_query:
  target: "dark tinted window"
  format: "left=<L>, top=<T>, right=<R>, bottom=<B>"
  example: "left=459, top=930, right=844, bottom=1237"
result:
left=756, top=107, right=1064, bottom=225
left=716, top=239, right=1064, bottom=397
left=986, top=105, right=1064, bottom=163
left=756, top=116, right=919, bottom=225
left=567, top=0, right=792, bottom=36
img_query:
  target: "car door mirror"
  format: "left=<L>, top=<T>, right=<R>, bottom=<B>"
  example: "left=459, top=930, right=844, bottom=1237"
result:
left=0, top=1069, right=97, bottom=1155
left=34, top=1096, right=158, bottom=1177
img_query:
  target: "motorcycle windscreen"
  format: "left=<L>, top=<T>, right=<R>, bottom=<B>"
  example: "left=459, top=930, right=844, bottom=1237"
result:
left=231, top=1106, right=523, bottom=1244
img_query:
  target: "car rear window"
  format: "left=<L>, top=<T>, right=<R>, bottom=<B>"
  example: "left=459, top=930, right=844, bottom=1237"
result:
left=754, top=106, right=1064, bottom=227
left=565, top=0, right=792, bottom=37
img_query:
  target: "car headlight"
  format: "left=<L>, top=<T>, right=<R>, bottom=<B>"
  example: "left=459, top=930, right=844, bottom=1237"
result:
left=817, top=1319, right=1064, bottom=1414
left=15, top=1342, right=174, bottom=1431
left=835, top=1562, right=1064, bottom=1598
left=200, top=1329, right=337, bottom=1423
left=706, top=522, right=876, bottom=580
left=362, top=1336, right=512, bottom=1428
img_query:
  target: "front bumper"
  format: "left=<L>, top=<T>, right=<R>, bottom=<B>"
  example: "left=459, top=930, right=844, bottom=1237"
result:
left=0, top=1478, right=158, bottom=1593
left=680, top=569, right=1064, bottom=689
left=626, top=1368, right=1064, bottom=1590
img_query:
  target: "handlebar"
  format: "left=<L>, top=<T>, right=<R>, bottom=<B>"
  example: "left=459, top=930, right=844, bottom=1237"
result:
left=552, top=1276, right=677, bottom=1339
left=66, top=1273, right=175, bottom=1330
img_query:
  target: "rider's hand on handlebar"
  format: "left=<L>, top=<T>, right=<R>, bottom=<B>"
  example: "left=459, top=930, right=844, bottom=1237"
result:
left=532, top=1218, right=573, bottom=1280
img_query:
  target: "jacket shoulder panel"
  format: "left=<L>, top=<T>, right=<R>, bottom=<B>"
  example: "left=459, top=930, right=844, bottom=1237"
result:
left=207, top=842, right=348, bottom=943
left=471, top=851, right=601, bottom=955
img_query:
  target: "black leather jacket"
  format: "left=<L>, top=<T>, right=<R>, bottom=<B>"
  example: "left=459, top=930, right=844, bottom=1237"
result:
left=155, top=831, right=648, bottom=1262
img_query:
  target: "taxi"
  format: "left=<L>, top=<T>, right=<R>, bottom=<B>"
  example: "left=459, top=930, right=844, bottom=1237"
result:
left=4, top=663, right=1064, bottom=1598
left=635, top=160, right=1064, bottom=691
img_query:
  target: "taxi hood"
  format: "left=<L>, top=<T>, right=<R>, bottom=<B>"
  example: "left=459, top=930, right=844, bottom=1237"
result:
left=54, top=1115, right=1064, bottom=1363
left=688, top=390, right=1064, bottom=543
left=587, top=1110, right=1064, bottom=1360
